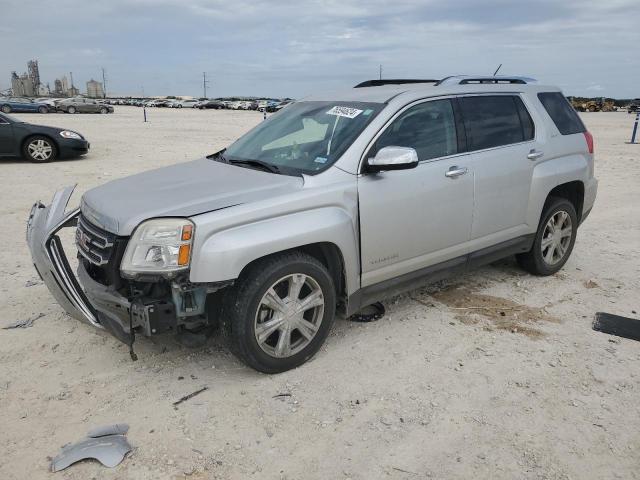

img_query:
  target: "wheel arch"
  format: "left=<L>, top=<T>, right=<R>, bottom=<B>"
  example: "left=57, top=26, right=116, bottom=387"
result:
left=236, top=242, right=347, bottom=308
left=528, top=154, right=589, bottom=229
left=546, top=181, right=585, bottom=222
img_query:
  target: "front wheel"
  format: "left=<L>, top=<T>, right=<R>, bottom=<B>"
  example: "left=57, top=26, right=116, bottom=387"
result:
left=100, top=107, right=108, bottom=114
left=38, top=106, right=48, bottom=114
left=517, top=197, right=578, bottom=276
left=23, top=136, right=57, bottom=163
left=1, top=104, right=11, bottom=113
left=67, top=106, right=77, bottom=114
left=223, top=252, right=336, bottom=373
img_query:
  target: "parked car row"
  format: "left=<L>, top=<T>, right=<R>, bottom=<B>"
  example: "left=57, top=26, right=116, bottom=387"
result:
left=103, top=97, right=291, bottom=111
left=0, top=97, right=114, bottom=114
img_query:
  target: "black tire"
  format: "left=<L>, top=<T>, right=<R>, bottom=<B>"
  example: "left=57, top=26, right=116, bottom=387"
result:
left=100, top=107, right=108, bottom=114
left=223, top=251, right=336, bottom=373
left=22, top=135, right=57, bottom=163
left=1, top=104, right=11, bottom=113
left=68, top=106, right=77, bottom=114
left=38, top=106, right=48, bottom=114
left=517, top=197, right=578, bottom=276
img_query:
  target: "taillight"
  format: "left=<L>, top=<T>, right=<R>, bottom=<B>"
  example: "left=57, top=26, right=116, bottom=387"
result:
left=584, top=131, right=594, bottom=154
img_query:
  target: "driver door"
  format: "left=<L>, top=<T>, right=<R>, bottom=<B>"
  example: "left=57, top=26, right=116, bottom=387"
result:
left=0, top=116, right=14, bottom=155
left=358, top=98, right=474, bottom=287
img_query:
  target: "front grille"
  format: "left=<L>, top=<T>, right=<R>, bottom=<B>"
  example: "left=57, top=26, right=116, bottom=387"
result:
left=76, top=215, right=116, bottom=266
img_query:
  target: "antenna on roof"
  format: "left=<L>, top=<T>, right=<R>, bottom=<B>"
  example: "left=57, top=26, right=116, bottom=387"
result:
left=493, top=64, right=503, bottom=76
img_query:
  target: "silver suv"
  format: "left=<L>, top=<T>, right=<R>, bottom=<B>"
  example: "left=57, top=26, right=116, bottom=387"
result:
left=27, top=76, right=597, bottom=373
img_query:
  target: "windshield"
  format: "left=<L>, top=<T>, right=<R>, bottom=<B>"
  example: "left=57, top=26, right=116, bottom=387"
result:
left=223, top=101, right=384, bottom=175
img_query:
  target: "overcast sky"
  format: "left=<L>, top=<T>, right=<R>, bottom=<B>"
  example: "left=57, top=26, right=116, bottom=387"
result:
left=2, top=0, right=638, bottom=98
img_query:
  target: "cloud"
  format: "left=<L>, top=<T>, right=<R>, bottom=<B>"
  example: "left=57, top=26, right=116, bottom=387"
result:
left=0, top=0, right=637, bottom=97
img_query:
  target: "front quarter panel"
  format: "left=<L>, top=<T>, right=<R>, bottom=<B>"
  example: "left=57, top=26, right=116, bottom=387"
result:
left=188, top=169, right=360, bottom=294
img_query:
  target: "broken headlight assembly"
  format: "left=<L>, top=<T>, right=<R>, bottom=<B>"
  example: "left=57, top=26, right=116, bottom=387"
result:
left=120, top=218, right=194, bottom=278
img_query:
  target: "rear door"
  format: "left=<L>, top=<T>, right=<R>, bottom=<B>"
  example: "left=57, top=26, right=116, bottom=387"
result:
left=458, top=94, right=540, bottom=249
left=358, top=98, right=474, bottom=287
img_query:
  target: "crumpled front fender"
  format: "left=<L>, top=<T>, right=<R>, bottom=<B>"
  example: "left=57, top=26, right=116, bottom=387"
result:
left=26, top=185, right=100, bottom=327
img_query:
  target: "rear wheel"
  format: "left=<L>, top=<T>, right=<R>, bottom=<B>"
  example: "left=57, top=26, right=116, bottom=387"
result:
left=23, top=136, right=57, bottom=163
left=517, top=197, right=578, bottom=276
left=1, top=104, right=11, bottom=113
left=223, top=251, right=336, bottom=373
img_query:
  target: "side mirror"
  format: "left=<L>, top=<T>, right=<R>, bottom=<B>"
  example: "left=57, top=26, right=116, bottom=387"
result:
left=366, top=146, right=419, bottom=173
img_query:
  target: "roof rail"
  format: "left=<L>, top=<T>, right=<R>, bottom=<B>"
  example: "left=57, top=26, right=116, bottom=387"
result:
left=354, top=79, right=439, bottom=88
left=435, top=75, right=537, bottom=86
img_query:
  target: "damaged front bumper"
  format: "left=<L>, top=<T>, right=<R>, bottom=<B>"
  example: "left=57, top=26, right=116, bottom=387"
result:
left=26, top=186, right=142, bottom=344
left=27, top=186, right=217, bottom=348
left=26, top=185, right=101, bottom=328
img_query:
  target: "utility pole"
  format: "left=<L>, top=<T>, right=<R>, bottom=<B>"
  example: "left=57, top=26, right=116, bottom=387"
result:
left=101, top=67, right=107, bottom=98
left=203, top=72, right=210, bottom=99
left=379, top=64, right=382, bottom=80
left=69, top=71, right=75, bottom=96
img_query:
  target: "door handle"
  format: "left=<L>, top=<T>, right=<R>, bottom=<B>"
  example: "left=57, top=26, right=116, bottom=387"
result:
left=445, top=166, right=468, bottom=178
left=527, top=149, right=544, bottom=160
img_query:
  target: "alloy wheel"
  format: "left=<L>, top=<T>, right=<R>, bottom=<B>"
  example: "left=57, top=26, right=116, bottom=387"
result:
left=28, top=139, right=53, bottom=161
left=254, top=273, right=325, bottom=358
left=540, top=210, right=573, bottom=265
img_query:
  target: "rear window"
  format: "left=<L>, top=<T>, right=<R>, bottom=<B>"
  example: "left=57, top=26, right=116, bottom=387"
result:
left=459, top=95, right=534, bottom=151
left=537, top=92, right=586, bottom=135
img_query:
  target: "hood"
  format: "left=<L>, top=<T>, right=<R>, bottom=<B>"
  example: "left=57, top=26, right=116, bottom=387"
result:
left=80, top=158, right=303, bottom=235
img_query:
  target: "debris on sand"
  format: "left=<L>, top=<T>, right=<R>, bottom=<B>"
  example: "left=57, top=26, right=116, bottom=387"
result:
left=3, top=313, right=45, bottom=329
left=173, top=387, right=209, bottom=408
left=426, top=285, right=559, bottom=338
left=50, top=424, right=132, bottom=472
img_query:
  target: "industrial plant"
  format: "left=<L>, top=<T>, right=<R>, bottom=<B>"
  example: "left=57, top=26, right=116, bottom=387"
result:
left=7, top=59, right=104, bottom=98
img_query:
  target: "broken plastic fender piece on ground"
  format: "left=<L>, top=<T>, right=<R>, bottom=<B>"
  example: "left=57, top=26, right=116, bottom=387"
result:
left=50, top=425, right=132, bottom=472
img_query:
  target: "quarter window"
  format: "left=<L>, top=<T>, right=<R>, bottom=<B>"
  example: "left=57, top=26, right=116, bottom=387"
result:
left=459, top=95, right=533, bottom=151
left=537, top=92, right=586, bottom=135
left=374, top=99, right=458, bottom=161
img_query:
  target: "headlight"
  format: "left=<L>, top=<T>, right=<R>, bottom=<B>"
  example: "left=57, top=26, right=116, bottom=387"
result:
left=120, top=218, right=194, bottom=277
left=60, top=130, right=82, bottom=139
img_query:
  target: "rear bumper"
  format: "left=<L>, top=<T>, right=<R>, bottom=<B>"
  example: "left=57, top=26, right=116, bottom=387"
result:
left=582, top=177, right=598, bottom=224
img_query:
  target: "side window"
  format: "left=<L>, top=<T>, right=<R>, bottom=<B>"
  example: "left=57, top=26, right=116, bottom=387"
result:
left=537, top=92, right=586, bottom=135
left=459, top=95, right=529, bottom=150
left=514, top=97, right=535, bottom=141
left=374, top=99, right=458, bottom=161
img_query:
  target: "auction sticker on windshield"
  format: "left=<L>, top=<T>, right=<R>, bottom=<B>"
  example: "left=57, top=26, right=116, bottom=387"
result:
left=326, top=106, right=363, bottom=119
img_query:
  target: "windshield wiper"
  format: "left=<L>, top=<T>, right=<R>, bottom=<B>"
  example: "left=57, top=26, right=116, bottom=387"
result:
left=228, top=159, right=280, bottom=174
left=207, top=149, right=229, bottom=163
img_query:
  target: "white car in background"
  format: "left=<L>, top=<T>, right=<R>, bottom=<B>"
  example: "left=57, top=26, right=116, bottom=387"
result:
left=172, top=99, right=200, bottom=108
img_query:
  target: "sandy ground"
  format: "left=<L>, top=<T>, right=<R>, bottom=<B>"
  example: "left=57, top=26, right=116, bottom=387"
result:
left=1, top=107, right=639, bottom=480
